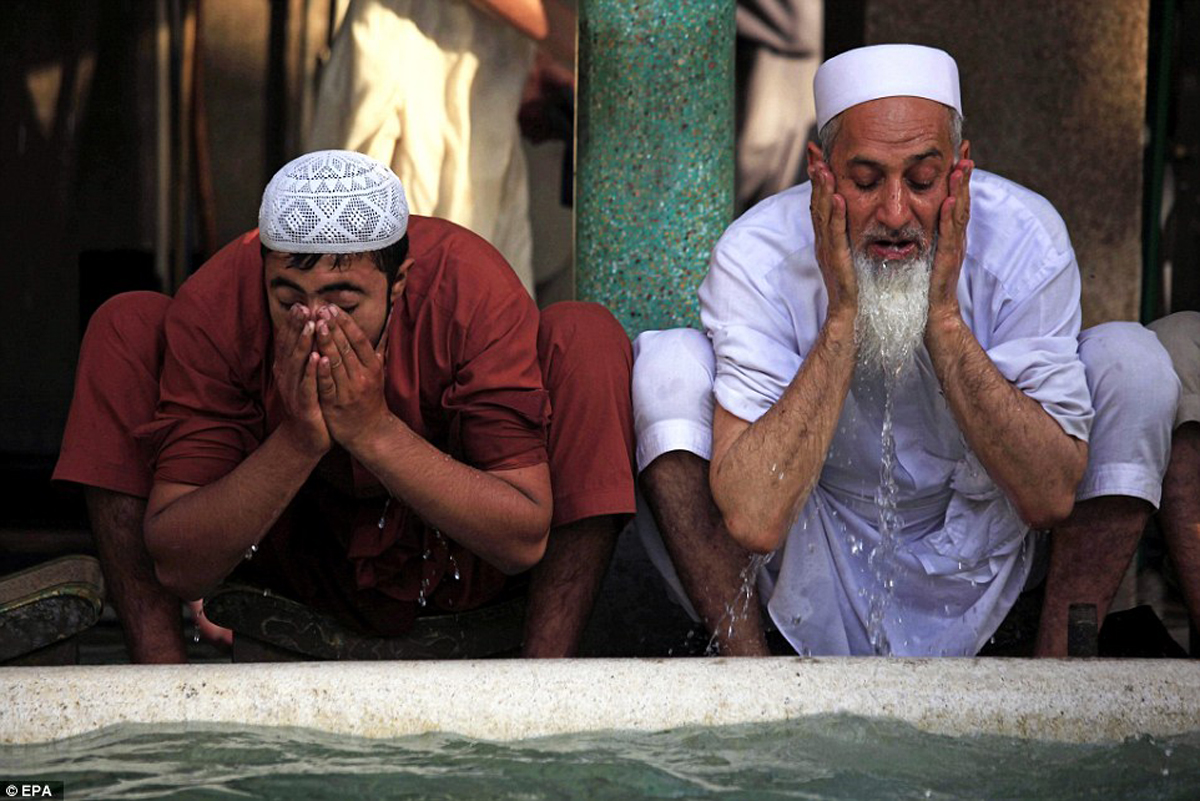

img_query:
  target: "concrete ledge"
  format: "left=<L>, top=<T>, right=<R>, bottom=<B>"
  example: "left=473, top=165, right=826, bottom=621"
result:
left=3, top=657, right=1199, bottom=745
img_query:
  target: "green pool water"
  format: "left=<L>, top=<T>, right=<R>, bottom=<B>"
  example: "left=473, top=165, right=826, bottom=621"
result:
left=2, top=715, right=1197, bottom=800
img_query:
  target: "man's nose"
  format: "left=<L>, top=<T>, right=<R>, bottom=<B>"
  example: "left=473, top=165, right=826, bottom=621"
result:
left=875, top=178, right=912, bottom=231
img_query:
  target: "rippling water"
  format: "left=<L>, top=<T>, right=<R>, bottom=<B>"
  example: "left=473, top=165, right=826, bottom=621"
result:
left=2, top=715, right=1198, bottom=800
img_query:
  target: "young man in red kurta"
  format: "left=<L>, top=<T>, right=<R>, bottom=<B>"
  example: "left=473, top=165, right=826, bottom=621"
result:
left=54, top=150, right=635, bottom=662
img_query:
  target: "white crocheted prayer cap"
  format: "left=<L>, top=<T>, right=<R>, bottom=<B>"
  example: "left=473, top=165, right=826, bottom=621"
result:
left=813, top=44, right=962, bottom=132
left=259, top=150, right=409, bottom=254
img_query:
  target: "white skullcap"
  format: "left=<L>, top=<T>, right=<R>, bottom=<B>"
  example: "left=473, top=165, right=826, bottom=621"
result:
left=259, top=149, right=409, bottom=254
left=813, top=44, right=962, bottom=132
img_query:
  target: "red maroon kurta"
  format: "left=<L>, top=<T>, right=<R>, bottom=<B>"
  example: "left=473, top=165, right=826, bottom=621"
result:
left=56, top=217, right=636, bottom=636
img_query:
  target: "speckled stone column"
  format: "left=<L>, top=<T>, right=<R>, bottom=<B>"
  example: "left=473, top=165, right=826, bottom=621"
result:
left=576, top=0, right=735, bottom=336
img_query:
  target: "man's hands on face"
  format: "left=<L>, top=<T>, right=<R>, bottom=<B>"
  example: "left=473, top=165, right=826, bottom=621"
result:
left=314, top=305, right=391, bottom=455
left=273, top=303, right=332, bottom=455
left=928, top=157, right=973, bottom=325
left=808, top=160, right=858, bottom=318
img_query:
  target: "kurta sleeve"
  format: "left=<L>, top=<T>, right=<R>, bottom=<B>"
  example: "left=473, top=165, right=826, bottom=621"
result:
left=701, top=218, right=823, bottom=425
left=966, top=188, right=1094, bottom=443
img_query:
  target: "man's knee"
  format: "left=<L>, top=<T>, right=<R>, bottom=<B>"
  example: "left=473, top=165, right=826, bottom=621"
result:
left=631, top=328, right=715, bottom=423
left=82, top=291, right=172, bottom=365
left=56, top=292, right=171, bottom=497
left=1148, top=310, right=1200, bottom=370
left=1075, top=322, right=1178, bottom=506
left=85, top=291, right=172, bottom=338
left=538, top=301, right=632, bottom=390
left=632, top=328, right=716, bottom=471
left=1149, top=311, right=1200, bottom=430
left=1079, top=321, right=1179, bottom=427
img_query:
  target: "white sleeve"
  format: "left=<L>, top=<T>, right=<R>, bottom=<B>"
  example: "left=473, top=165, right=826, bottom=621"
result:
left=981, top=253, right=1094, bottom=442
left=700, top=235, right=822, bottom=424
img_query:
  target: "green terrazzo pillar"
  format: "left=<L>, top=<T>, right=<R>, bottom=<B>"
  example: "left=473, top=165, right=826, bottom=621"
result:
left=576, top=0, right=735, bottom=337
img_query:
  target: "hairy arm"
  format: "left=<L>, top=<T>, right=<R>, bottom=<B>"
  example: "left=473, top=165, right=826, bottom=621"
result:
left=926, top=315, right=1087, bottom=527
left=710, top=311, right=857, bottom=553
left=709, top=160, right=859, bottom=553
left=925, top=160, right=1087, bottom=528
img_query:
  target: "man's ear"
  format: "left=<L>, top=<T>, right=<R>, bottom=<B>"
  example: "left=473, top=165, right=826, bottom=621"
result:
left=806, top=141, right=826, bottom=174
left=390, top=257, right=414, bottom=304
left=959, top=138, right=971, bottom=163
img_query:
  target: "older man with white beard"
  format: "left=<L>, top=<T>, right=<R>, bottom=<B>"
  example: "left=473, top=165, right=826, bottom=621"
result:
left=630, top=44, right=1179, bottom=657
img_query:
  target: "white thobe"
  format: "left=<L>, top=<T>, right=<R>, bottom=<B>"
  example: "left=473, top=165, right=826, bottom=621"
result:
left=700, top=169, right=1095, bottom=656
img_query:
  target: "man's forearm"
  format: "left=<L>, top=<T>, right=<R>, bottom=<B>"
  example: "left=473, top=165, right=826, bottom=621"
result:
left=925, top=312, right=1087, bottom=527
left=350, top=414, right=552, bottom=575
left=711, top=310, right=858, bottom=552
left=144, top=424, right=323, bottom=600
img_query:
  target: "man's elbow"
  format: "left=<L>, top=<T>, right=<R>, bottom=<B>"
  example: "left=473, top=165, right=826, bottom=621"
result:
left=148, top=555, right=204, bottom=602
left=493, top=533, right=548, bottom=575
left=722, top=511, right=785, bottom=555
left=1020, top=490, right=1077, bottom=531
left=1021, top=459, right=1086, bottom=530
left=144, top=522, right=203, bottom=601
left=493, top=512, right=553, bottom=575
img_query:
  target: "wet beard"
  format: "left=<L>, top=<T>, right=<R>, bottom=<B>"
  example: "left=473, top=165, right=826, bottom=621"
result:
left=852, top=246, right=934, bottom=382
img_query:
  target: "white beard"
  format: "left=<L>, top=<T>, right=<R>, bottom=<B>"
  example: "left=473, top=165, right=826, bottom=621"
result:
left=853, top=246, right=933, bottom=381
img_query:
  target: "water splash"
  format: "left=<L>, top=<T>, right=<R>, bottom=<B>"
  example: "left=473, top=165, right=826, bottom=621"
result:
left=705, top=553, right=772, bottom=656
left=866, top=368, right=904, bottom=656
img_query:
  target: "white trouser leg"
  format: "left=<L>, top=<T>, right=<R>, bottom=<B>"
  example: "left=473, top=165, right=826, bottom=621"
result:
left=631, top=328, right=717, bottom=472
left=1076, top=322, right=1180, bottom=506
left=630, top=328, right=721, bottom=622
